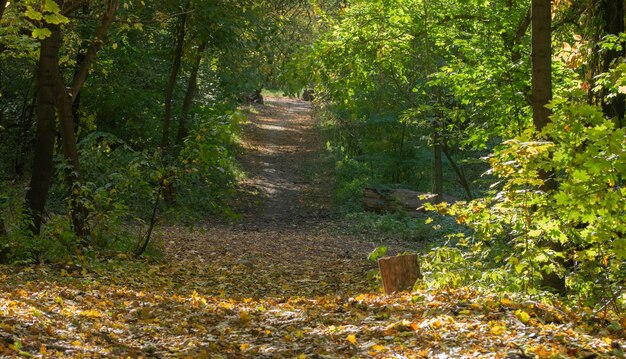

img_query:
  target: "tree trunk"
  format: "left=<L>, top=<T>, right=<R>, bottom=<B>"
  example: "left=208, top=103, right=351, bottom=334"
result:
left=601, top=0, right=625, bottom=127
left=161, top=2, right=189, bottom=205
left=25, top=0, right=119, bottom=237
left=532, top=0, right=564, bottom=294
left=61, top=0, right=118, bottom=238
left=531, top=0, right=552, bottom=133
left=0, top=0, right=8, bottom=23
left=422, top=0, right=444, bottom=202
left=162, top=1, right=189, bottom=156
left=15, top=78, right=36, bottom=176
left=56, top=74, right=88, bottom=237
left=441, top=143, right=473, bottom=199
left=176, top=40, right=207, bottom=147
left=432, top=128, right=444, bottom=202
left=25, top=24, right=62, bottom=235
left=509, top=8, right=531, bottom=64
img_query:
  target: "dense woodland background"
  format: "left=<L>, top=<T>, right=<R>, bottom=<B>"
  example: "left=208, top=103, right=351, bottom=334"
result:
left=1, top=0, right=626, bottom=310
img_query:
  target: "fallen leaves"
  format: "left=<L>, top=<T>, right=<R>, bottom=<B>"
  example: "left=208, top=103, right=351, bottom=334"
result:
left=0, top=98, right=624, bottom=357
left=0, top=263, right=624, bottom=358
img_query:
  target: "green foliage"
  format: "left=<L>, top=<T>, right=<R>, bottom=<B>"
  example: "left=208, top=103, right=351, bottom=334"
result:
left=0, top=199, right=79, bottom=264
left=367, top=246, right=388, bottom=262
left=333, top=158, right=372, bottom=213
left=346, top=211, right=465, bottom=244
left=425, top=97, right=626, bottom=306
left=174, top=109, right=244, bottom=219
left=421, top=246, right=477, bottom=290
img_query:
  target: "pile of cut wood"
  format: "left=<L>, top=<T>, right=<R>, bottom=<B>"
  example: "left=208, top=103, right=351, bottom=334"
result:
left=363, top=187, right=457, bottom=217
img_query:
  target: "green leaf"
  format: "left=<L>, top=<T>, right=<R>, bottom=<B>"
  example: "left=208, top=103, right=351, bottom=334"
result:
left=571, top=170, right=589, bottom=182
left=554, top=191, right=569, bottom=206
left=25, top=7, right=43, bottom=21
left=32, top=28, right=52, bottom=40
left=44, top=0, right=62, bottom=13
left=368, top=246, right=388, bottom=262
left=44, top=13, right=69, bottom=25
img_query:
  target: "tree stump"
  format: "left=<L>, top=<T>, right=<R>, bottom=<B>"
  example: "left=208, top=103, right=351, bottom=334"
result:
left=378, top=254, right=421, bottom=294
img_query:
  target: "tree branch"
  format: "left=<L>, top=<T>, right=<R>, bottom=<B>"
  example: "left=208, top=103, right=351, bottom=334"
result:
left=68, top=0, right=119, bottom=101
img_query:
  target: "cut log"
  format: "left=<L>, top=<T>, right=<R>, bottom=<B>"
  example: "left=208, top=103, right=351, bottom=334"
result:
left=302, top=89, right=315, bottom=101
left=363, top=187, right=457, bottom=216
left=378, top=254, right=421, bottom=294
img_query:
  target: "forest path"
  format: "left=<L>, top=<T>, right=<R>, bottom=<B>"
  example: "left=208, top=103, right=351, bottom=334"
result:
left=234, top=96, right=332, bottom=225
left=162, top=96, right=379, bottom=298
left=1, top=97, right=618, bottom=358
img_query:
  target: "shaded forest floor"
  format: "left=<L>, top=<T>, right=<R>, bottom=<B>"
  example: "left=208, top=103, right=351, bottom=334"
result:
left=0, top=97, right=624, bottom=358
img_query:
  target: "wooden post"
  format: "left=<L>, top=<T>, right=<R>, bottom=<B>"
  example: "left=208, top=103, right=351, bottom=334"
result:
left=378, top=254, right=421, bottom=294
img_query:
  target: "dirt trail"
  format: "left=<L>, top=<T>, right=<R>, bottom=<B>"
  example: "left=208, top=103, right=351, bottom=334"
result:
left=234, top=96, right=332, bottom=225
left=163, top=96, right=377, bottom=298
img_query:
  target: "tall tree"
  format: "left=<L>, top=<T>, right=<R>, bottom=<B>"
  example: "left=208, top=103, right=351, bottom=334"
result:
left=25, top=0, right=119, bottom=236
left=162, top=0, right=190, bottom=157
left=600, top=0, right=625, bottom=127
left=175, top=40, right=207, bottom=147
left=25, top=24, right=62, bottom=235
left=531, top=0, right=565, bottom=294
left=160, top=0, right=190, bottom=205
left=531, top=0, right=552, bottom=133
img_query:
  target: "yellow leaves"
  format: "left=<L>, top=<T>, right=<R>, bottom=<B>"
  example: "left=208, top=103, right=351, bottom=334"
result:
left=515, top=309, right=531, bottom=324
left=218, top=300, right=234, bottom=310
left=0, top=259, right=622, bottom=357
left=371, top=344, right=386, bottom=351
left=531, top=344, right=558, bottom=358
left=80, top=309, right=103, bottom=319
left=500, top=297, right=519, bottom=309
left=190, top=291, right=208, bottom=308
left=368, top=344, right=387, bottom=355
left=488, top=321, right=506, bottom=335
left=239, top=310, right=251, bottom=325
